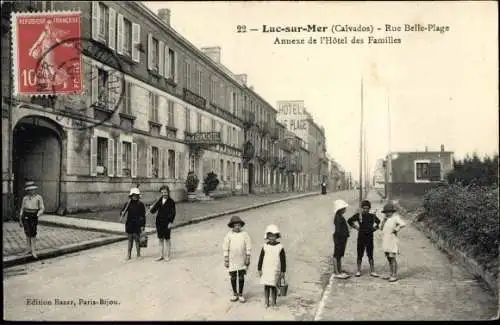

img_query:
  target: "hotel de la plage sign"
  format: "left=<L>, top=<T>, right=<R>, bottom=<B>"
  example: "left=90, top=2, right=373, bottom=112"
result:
left=185, top=131, right=221, bottom=145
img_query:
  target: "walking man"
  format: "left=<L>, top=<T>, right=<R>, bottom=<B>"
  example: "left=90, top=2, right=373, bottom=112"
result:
left=347, top=200, right=381, bottom=277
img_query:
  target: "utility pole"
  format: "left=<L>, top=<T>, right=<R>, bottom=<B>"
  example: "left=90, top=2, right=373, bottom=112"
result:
left=387, top=92, right=392, bottom=200
left=359, top=78, right=364, bottom=206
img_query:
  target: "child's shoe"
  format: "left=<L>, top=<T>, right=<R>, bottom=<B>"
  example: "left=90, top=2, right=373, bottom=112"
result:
left=355, top=271, right=361, bottom=277
left=230, top=294, right=239, bottom=302
left=388, top=276, right=398, bottom=282
left=238, top=295, right=246, bottom=303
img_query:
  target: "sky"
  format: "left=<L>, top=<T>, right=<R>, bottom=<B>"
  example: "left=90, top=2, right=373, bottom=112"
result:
left=144, top=1, right=498, bottom=178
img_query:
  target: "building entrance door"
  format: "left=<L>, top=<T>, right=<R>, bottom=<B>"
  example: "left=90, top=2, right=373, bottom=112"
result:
left=13, top=118, right=62, bottom=213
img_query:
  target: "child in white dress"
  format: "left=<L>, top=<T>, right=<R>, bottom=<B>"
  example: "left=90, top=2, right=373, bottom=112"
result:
left=380, top=202, right=406, bottom=282
left=257, top=224, right=287, bottom=308
left=223, top=215, right=252, bottom=302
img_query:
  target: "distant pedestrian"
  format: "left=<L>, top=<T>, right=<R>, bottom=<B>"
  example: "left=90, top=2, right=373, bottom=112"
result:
left=380, top=202, right=406, bottom=282
left=347, top=200, right=381, bottom=277
left=257, top=224, right=287, bottom=308
left=332, top=199, right=350, bottom=279
left=120, top=187, right=146, bottom=260
left=149, top=185, right=176, bottom=261
left=19, top=181, right=45, bottom=258
left=223, top=216, right=252, bottom=303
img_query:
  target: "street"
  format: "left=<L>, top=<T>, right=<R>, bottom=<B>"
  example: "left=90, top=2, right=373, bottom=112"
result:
left=3, top=191, right=498, bottom=321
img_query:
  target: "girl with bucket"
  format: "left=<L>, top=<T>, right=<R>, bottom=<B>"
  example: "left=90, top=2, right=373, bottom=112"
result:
left=19, top=181, right=45, bottom=258
left=120, top=187, right=146, bottom=260
left=257, top=224, right=287, bottom=308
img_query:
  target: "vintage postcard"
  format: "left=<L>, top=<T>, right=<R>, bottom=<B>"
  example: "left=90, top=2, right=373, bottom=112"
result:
left=2, top=1, right=498, bottom=321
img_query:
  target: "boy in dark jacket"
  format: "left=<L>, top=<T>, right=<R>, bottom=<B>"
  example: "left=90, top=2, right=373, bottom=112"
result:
left=348, top=200, right=381, bottom=277
left=150, top=185, right=176, bottom=261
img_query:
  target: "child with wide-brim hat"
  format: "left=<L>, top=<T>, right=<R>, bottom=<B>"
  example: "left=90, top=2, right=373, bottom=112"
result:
left=223, top=215, right=252, bottom=303
left=19, top=181, right=45, bottom=258
left=380, top=202, right=406, bottom=282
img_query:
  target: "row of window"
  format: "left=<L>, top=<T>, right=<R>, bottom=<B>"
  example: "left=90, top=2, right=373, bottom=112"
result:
left=93, top=2, right=178, bottom=79
left=91, top=136, right=180, bottom=178
left=92, top=1, right=276, bottom=126
left=91, top=135, right=243, bottom=180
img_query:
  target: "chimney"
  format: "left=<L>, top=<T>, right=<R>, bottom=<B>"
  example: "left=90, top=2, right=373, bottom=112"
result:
left=157, top=8, right=171, bottom=26
left=235, top=74, right=247, bottom=85
left=440, top=144, right=445, bottom=152
left=425, top=146, right=428, bottom=152
left=201, top=46, right=221, bottom=63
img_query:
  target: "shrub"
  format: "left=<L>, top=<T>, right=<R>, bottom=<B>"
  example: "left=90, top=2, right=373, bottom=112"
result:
left=185, top=172, right=199, bottom=193
left=445, top=153, right=499, bottom=187
left=423, top=183, right=499, bottom=278
left=203, top=171, right=220, bottom=196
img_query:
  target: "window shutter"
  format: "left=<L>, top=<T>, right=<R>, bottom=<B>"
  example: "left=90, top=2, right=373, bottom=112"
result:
left=90, top=136, right=97, bottom=176
left=116, top=140, right=122, bottom=177
left=108, top=138, right=115, bottom=177
left=147, top=145, right=152, bottom=178
left=158, top=40, right=164, bottom=77
left=108, top=8, right=116, bottom=51
left=132, top=23, right=140, bottom=62
left=429, top=162, right=441, bottom=181
left=91, top=64, right=98, bottom=105
left=175, top=151, right=180, bottom=179
left=147, top=33, right=153, bottom=70
left=131, top=142, right=137, bottom=178
left=164, top=44, right=170, bottom=77
left=158, top=148, right=164, bottom=178
left=173, top=51, right=178, bottom=83
left=116, top=14, right=123, bottom=55
left=92, top=1, right=99, bottom=40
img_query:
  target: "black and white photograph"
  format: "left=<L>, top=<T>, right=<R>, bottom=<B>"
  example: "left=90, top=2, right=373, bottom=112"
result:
left=2, top=0, right=498, bottom=321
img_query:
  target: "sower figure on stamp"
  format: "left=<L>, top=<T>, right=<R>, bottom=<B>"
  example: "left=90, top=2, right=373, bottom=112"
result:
left=149, top=185, right=176, bottom=262
left=120, top=187, right=146, bottom=260
left=347, top=200, right=381, bottom=277
left=19, top=181, right=45, bottom=259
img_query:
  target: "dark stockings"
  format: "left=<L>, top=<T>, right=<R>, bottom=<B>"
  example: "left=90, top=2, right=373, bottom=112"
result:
left=127, top=234, right=140, bottom=258
left=230, top=271, right=245, bottom=295
left=264, top=285, right=278, bottom=306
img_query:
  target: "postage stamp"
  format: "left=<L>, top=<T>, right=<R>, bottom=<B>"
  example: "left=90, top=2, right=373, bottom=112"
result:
left=11, top=11, right=83, bottom=96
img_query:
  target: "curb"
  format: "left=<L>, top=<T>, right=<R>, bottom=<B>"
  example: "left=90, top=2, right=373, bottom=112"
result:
left=3, top=235, right=126, bottom=268
left=4, top=192, right=320, bottom=268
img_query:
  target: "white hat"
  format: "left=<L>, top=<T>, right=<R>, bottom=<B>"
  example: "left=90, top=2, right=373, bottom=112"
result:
left=24, top=181, right=38, bottom=191
left=332, top=199, right=348, bottom=217
left=129, top=187, right=141, bottom=196
left=264, top=224, right=280, bottom=238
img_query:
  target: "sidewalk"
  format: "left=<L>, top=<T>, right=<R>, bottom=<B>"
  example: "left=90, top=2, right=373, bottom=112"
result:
left=314, top=191, right=498, bottom=320
left=3, top=191, right=320, bottom=267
